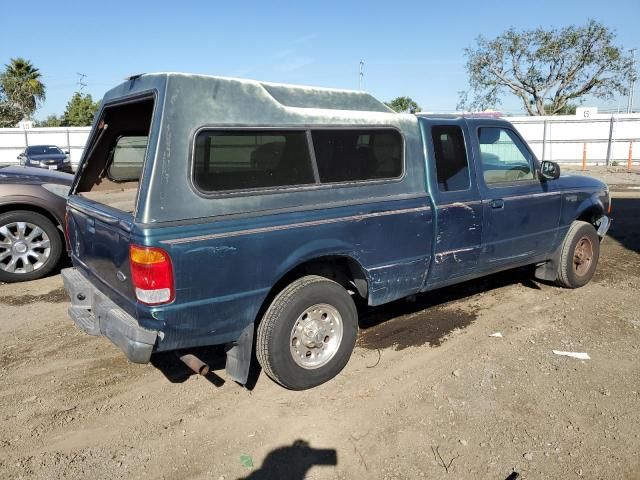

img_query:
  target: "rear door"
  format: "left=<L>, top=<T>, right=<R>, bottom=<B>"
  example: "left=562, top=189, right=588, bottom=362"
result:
left=67, top=95, right=155, bottom=312
left=472, top=123, right=561, bottom=268
left=421, top=119, right=483, bottom=287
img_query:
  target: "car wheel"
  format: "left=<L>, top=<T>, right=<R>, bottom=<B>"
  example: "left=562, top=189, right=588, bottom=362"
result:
left=256, top=275, right=358, bottom=390
left=556, top=221, right=600, bottom=288
left=0, top=210, right=63, bottom=283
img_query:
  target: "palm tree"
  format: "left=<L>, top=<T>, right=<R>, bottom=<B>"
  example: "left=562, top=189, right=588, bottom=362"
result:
left=0, top=58, right=46, bottom=121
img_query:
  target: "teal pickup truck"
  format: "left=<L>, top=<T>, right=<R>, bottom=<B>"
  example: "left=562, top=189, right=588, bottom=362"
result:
left=62, top=73, right=610, bottom=390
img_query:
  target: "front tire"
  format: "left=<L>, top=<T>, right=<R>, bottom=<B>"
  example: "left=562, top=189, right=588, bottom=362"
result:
left=256, top=275, right=358, bottom=390
left=0, top=210, right=63, bottom=283
left=556, top=221, right=600, bottom=288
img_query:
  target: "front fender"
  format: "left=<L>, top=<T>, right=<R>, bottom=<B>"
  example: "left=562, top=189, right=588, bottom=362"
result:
left=563, top=190, right=608, bottom=227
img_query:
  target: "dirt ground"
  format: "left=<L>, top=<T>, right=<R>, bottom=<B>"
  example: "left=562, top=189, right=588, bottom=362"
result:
left=1, top=175, right=639, bottom=479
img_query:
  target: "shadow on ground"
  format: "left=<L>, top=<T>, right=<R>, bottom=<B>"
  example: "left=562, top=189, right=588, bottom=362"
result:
left=150, top=266, right=543, bottom=387
left=357, top=266, right=540, bottom=350
left=150, top=345, right=263, bottom=390
left=607, top=196, right=640, bottom=254
left=150, top=347, right=227, bottom=387
left=237, top=440, right=337, bottom=480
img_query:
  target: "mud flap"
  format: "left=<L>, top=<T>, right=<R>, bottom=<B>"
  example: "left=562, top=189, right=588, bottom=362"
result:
left=535, top=241, right=563, bottom=282
left=225, top=322, right=254, bottom=385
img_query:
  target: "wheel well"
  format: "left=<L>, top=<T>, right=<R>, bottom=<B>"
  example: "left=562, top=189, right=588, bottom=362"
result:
left=576, top=206, right=604, bottom=227
left=254, top=256, right=368, bottom=325
left=0, top=203, right=64, bottom=233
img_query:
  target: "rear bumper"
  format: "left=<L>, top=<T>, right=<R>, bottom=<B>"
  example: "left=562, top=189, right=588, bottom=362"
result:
left=61, top=267, right=157, bottom=363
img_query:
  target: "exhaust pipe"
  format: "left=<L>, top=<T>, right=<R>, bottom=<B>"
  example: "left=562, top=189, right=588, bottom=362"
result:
left=177, top=351, right=210, bottom=376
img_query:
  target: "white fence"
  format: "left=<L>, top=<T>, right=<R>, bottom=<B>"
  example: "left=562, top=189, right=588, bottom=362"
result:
left=0, top=127, right=90, bottom=167
left=508, top=113, right=640, bottom=166
left=0, top=113, right=639, bottom=167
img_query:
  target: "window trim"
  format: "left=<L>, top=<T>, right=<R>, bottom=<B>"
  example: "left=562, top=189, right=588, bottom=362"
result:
left=475, top=125, right=540, bottom=189
left=430, top=124, right=472, bottom=194
left=189, top=125, right=406, bottom=198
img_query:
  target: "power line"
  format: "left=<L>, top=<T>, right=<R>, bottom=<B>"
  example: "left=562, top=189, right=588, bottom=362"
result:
left=76, top=72, right=87, bottom=92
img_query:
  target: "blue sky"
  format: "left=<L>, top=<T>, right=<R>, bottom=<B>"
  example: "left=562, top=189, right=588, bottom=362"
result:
left=2, top=0, right=639, bottom=118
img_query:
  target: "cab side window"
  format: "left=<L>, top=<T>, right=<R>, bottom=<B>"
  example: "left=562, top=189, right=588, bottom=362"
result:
left=478, top=127, right=535, bottom=185
left=431, top=125, right=470, bottom=192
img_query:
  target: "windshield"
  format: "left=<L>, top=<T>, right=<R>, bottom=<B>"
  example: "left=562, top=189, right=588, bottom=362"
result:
left=26, top=145, right=64, bottom=155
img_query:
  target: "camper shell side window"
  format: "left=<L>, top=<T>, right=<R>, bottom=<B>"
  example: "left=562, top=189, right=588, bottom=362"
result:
left=191, top=127, right=404, bottom=195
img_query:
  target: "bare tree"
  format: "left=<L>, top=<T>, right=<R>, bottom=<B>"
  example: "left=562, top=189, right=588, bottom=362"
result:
left=459, top=20, right=635, bottom=115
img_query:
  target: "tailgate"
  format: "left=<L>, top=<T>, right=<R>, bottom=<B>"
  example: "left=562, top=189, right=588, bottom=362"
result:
left=67, top=197, right=136, bottom=310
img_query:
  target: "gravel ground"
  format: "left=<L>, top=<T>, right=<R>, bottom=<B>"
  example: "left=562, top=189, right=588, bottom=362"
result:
left=0, top=181, right=638, bottom=479
left=563, top=164, right=640, bottom=186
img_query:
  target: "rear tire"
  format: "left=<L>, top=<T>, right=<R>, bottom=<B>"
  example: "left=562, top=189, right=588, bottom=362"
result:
left=0, top=210, right=63, bottom=283
left=256, top=275, right=358, bottom=390
left=556, top=221, right=599, bottom=288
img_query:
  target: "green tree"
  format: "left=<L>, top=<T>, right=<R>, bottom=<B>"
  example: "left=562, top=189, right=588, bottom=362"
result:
left=385, top=96, right=421, bottom=113
left=61, top=92, right=99, bottom=126
left=459, top=20, right=635, bottom=115
left=34, top=114, right=63, bottom=127
left=543, top=103, right=577, bottom=115
left=0, top=58, right=46, bottom=127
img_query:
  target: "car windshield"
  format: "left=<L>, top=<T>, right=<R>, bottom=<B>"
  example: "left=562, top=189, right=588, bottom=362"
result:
left=27, top=146, right=63, bottom=155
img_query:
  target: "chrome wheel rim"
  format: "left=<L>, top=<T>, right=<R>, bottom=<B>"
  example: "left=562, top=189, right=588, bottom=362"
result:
left=0, top=222, right=51, bottom=274
left=573, top=236, right=593, bottom=277
left=290, top=303, right=343, bottom=369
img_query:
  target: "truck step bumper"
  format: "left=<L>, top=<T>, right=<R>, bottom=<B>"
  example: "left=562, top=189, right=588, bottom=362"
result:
left=61, top=267, right=158, bottom=364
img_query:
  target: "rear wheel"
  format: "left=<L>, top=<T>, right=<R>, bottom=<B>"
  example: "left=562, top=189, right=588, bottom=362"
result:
left=256, top=275, right=358, bottom=390
left=556, top=221, right=600, bottom=288
left=0, top=210, right=63, bottom=283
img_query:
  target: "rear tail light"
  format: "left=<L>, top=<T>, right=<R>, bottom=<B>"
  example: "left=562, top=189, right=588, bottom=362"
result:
left=129, top=245, right=175, bottom=305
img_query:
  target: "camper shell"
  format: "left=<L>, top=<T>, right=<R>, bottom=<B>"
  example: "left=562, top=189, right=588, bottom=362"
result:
left=71, top=73, right=426, bottom=222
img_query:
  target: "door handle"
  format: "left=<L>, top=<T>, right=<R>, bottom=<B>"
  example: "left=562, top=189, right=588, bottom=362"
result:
left=490, top=199, right=505, bottom=209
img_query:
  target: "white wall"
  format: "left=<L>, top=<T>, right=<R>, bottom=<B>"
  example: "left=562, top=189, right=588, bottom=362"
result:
left=506, top=113, right=640, bottom=165
left=0, top=113, right=639, bottom=167
left=0, top=127, right=90, bottom=167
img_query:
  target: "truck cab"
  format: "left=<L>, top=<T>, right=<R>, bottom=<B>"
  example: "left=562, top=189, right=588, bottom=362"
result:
left=62, top=73, right=610, bottom=390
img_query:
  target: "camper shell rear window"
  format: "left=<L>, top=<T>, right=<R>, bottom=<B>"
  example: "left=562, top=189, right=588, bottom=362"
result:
left=73, top=95, right=154, bottom=213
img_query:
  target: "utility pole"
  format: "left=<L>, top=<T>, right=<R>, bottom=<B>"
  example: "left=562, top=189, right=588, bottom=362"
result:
left=628, top=48, right=637, bottom=113
left=359, top=60, right=364, bottom=91
left=76, top=72, right=87, bottom=92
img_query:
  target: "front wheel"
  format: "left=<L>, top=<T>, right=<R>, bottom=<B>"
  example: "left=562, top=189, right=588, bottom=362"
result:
left=256, top=275, right=358, bottom=390
left=556, top=221, right=600, bottom=288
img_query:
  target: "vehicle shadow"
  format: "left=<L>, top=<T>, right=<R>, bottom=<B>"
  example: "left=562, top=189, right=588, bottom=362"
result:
left=149, top=267, right=544, bottom=387
left=236, top=440, right=337, bottom=480
left=150, top=344, right=264, bottom=390
left=606, top=196, right=640, bottom=254
left=150, top=346, right=227, bottom=387
left=358, top=266, right=542, bottom=332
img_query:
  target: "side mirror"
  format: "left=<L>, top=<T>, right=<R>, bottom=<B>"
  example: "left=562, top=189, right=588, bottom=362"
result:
left=64, top=150, right=70, bottom=155
left=540, top=160, right=560, bottom=180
